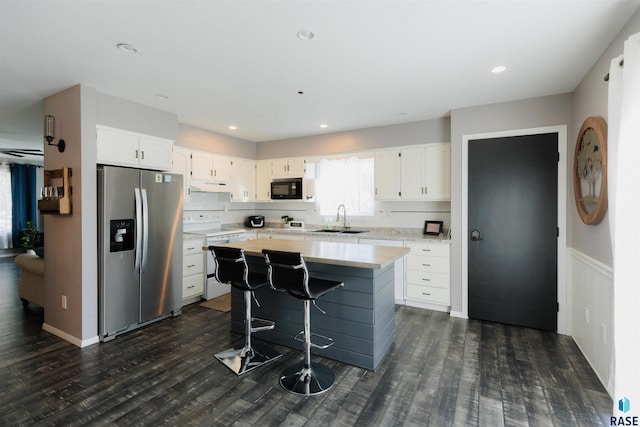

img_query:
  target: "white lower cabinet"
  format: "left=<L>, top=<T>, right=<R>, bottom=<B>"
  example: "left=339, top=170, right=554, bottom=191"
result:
left=182, top=235, right=205, bottom=305
left=404, top=241, right=450, bottom=311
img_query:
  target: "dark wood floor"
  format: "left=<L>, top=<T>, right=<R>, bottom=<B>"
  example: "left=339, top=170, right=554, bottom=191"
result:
left=0, top=257, right=612, bottom=426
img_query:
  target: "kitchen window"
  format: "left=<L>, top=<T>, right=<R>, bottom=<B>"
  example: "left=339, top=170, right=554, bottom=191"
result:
left=315, top=156, right=374, bottom=216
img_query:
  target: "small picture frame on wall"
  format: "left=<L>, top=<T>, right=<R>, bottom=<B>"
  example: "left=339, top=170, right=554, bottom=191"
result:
left=424, top=220, right=443, bottom=235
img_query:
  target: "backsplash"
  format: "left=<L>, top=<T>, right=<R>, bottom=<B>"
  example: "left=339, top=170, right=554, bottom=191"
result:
left=184, top=191, right=451, bottom=231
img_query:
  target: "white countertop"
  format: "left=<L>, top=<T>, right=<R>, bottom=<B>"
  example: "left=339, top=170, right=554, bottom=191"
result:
left=218, top=238, right=410, bottom=269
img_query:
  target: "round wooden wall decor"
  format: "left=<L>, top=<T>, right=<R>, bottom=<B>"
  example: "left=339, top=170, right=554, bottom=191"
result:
left=573, top=116, right=608, bottom=225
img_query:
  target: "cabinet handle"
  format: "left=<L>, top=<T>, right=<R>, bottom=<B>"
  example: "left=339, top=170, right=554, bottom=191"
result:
left=187, top=264, right=195, bottom=268
left=135, top=149, right=139, bottom=159
left=422, top=263, right=431, bottom=267
left=422, top=292, right=431, bottom=296
left=187, top=247, right=196, bottom=250
left=422, top=278, right=431, bottom=281
left=421, top=249, right=431, bottom=252
left=141, top=151, right=145, bottom=160
left=187, top=285, right=195, bottom=289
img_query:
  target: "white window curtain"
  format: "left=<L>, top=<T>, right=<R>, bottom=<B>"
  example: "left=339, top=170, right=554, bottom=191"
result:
left=608, top=32, right=640, bottom=414
left=315, top=156, right=374, bottom=216
left=0, top=163, right=12, bottom=248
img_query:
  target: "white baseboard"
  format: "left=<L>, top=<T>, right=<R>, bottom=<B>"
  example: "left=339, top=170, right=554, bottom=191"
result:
left=43, top=323, right=100, bottom=348
left=405, top=299, right=450, bottom=313
left=449, top=310, right=467, bottom=319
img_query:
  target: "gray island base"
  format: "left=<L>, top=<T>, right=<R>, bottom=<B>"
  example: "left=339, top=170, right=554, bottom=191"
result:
left=219, top=238, right=409, bottom=371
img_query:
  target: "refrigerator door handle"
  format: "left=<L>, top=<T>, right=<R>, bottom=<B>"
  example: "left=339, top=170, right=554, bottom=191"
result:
left=134, top=188, right=142, bottom=272
left=141, top=188, right=149, bottom=272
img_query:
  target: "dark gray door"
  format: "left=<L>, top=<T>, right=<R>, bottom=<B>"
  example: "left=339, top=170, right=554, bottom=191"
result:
left=468, top=133, right=558, bottom=331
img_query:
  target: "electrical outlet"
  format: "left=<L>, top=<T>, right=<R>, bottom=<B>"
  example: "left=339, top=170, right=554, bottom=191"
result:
left=584, top=307, right=590, bottom=324
left=61, top=295, right=67, bottom=309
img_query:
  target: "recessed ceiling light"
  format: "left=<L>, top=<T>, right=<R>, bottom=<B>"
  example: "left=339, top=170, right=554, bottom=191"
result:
left=228, top=125, right=237, bottom=130
left=320, top=124, right=328, bottom=129
left=297, top=30, right=316, bottom=41
left=116, top=43, right=138, bottom=54
left=491, top=65, right=507, bottom=74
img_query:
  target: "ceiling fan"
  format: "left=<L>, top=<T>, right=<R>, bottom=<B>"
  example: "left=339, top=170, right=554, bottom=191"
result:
left=0, top=148, right=44, bottom=158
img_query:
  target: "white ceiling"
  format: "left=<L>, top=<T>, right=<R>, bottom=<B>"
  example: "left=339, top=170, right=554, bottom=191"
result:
left=1, top=0, right=639, bottom=158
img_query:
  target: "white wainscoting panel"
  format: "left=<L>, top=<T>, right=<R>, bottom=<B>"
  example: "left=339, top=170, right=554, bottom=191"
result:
left=568, top=248, right=613, bottom=396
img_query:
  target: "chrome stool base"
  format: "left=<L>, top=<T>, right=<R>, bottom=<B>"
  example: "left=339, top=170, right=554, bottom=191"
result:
left=279, top=362, right=335, bottom=396
left=215, top=341, right=282, bottom=376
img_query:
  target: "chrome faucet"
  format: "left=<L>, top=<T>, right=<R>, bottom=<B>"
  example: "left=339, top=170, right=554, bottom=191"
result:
left=337, top=204, right=350, bottom=230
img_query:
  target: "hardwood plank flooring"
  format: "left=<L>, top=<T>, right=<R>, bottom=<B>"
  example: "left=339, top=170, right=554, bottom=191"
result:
left=0, top=257, right=612, bottom=426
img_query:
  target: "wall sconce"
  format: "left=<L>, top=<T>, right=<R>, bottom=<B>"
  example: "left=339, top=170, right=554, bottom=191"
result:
left=44, top=115, right=66, bottom=153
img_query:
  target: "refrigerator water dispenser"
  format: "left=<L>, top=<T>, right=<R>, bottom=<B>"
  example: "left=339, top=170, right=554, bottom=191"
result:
left=110, top=219, right=135, bottom=252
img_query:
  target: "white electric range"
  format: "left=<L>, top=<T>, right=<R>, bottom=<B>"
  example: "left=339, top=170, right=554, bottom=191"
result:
left=183, top=213, right=247, bottom=300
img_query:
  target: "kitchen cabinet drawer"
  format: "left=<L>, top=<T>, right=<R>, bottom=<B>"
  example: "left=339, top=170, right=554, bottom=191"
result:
left=406, top=270, right=449, bottom=289
left=406, top=284, right=450, bottom=304
left=183, top=253, right=204, bottom=276
left=406, top=255, right=449, bottom=274
left=183, top=238, right=204, bottom=255
left=183, top=274, right=204, bottom=299
left=406, top=241, right=449, bottom=257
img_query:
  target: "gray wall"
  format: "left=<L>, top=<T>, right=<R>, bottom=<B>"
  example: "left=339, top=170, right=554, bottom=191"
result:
left=177, top=124, right=257, bottom=159
left=43, top=84, right=98, bottom=342
left=569, top=9, right=640, bottom=266
left=96, top=93, right=178, bottom=140
left=257, top=117, right=450, bottom=159
left=449, top=93, right=572, bottom=313
left=43, top=86, right=183, bottom=345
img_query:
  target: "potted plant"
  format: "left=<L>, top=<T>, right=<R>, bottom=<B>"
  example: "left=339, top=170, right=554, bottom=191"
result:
left=20, top=221, right=39, bottom=254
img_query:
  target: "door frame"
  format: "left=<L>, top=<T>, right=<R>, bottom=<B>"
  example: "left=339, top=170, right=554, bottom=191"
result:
left=461, top=125, right=568, bottom=334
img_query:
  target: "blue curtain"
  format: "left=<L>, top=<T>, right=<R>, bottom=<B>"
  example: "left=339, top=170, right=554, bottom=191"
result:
left=10, top=164, right=38, bottom=248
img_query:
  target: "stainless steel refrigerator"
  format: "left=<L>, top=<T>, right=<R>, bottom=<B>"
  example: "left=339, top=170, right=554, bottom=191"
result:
left=98, top=165, right=183, bottom=341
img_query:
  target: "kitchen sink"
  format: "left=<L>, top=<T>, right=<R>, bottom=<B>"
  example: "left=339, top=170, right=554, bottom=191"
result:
left=312, top=229, right=368, bottom=234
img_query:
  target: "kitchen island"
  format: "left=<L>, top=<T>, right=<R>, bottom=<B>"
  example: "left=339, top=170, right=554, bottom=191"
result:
left=217, top=238, right=409, bottom=370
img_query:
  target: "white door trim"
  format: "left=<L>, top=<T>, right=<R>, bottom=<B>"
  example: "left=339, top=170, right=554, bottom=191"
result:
left=461, top=125, right=568, bottom=334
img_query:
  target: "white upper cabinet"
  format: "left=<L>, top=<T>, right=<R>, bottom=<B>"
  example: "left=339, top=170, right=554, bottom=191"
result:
left=172, top=146, right=255, bottom=199
left=422, top=143, right=450, bottom=200
left=212, top=155, right=233, bottom=182
left=190, top=151, right=213, bottom=181
left=255, top=160, right=272, bottom=201
left=171, top=146, right=191, bottom=198
left=271, top=157, right=305, bottom=178
left=96, top=126, right=173, bottom=171
left=375, top=143, right=450, bottom=201
left=190, top=150, right=232, bottom=183
left=374, top=150, right=401, bottom=200
left=230, top=158, right=256, bottom=202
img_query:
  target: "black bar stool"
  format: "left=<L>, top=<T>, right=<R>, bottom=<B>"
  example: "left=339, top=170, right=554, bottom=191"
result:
left=208, top=246, right=282, bottom=375
left=262, top=249, right=344, bottom=396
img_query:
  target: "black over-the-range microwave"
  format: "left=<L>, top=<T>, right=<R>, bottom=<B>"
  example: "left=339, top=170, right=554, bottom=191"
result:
left=271, top=177, right=303, bottom=200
